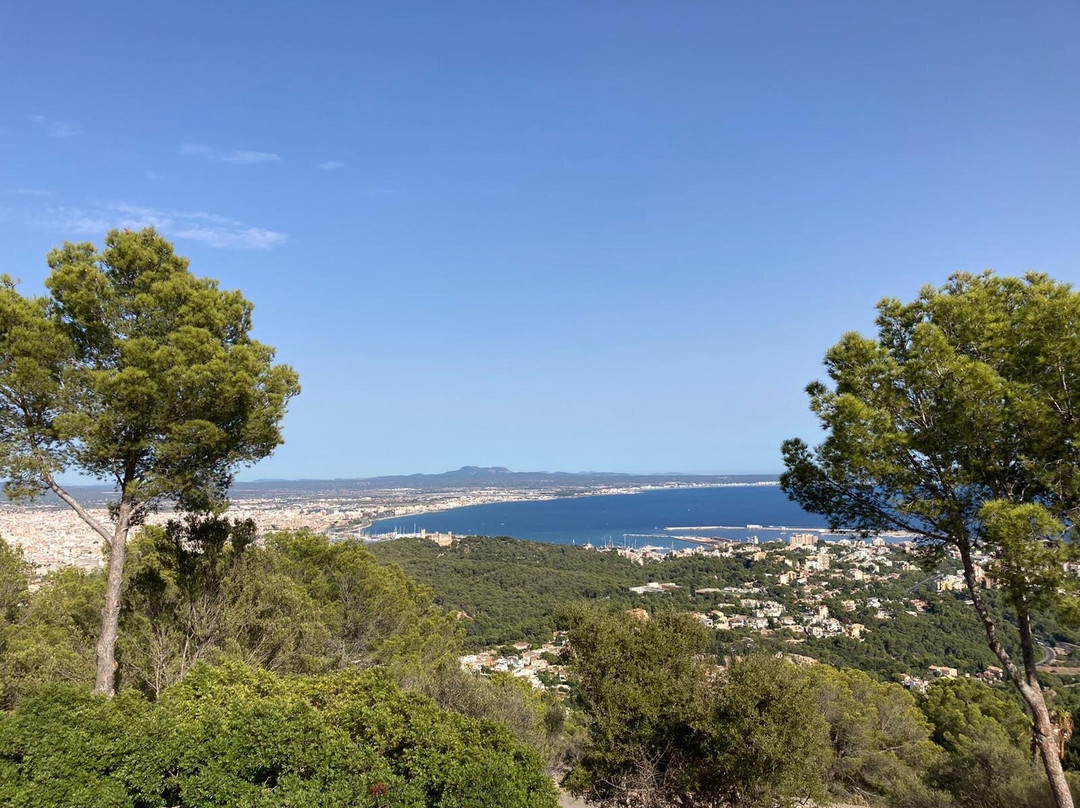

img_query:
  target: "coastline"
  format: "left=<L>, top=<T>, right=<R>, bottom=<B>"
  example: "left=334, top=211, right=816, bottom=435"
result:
left=360, top=480, right=780, bottom=535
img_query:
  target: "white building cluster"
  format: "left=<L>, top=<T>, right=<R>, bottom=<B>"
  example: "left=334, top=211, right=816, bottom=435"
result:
left=460, top=639, right=568, bottom=690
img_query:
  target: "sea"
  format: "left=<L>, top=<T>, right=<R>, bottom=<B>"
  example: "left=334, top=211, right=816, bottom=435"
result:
left=367, top=485, right=833, bottom=550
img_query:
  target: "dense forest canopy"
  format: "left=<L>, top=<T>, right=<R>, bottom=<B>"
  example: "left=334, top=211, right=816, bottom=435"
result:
left=5, top=526, right=1079, bottom=807
left=369, top=535, right=1065, bottom=680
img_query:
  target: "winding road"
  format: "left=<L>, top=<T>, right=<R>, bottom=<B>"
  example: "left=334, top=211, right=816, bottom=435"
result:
left=1038, top=641, right=1056, bottom=667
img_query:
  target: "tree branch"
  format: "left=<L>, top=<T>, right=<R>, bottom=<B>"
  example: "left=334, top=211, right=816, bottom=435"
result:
left=43, top=473, right=114, bottom=545
left=817, top=475, right=953, bottom=543
left=1018, top=610, right=1041, bottom=688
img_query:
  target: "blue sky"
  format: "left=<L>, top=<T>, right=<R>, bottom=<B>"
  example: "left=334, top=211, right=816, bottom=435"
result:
left=2, top=2, right=1079, bottom=479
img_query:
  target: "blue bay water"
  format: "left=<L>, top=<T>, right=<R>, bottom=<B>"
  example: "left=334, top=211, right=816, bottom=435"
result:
left=368, top=485, right=830, bottom=549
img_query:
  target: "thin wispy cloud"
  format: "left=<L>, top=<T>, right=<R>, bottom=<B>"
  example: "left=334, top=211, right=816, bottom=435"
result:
left=34, top=206, right=113, bottom=235
left=317, top=160, right=345, bottom=171
left=179, top=143, right=280, bottom=165
left=145, top=170, right=166, bottom=181
left=30, top=115, right=83, bottom=138
left=8, top=188, right=52, bottom=197
left=172, top=224, right=286, bottom=249
left=25, top=201, right=286, bottom=251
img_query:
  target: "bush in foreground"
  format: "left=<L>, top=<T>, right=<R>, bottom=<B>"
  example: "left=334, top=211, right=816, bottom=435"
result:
left=559, top=605, right=830, bottom=807
left=0, top=660, right=557, bottom=808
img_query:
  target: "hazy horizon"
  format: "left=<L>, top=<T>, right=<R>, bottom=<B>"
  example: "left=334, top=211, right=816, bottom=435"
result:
left=48, top=466, right=781, bottom=491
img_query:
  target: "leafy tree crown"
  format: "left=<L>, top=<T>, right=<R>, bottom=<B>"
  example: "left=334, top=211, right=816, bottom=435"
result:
left=0, top=228, right=300, bottom=511
left=782, top=270, right=1080, bottom=621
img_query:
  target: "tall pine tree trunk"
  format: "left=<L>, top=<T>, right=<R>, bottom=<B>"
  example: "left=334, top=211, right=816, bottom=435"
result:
left=1030, top=687, right=1075, bottom=808
left=959, top=542, right=1074, bottom=808
left=94, top=502, right=130, bottom=696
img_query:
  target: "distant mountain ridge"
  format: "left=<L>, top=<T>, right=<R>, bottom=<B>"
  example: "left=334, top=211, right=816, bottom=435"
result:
left=429, top=465, right=515, bottom=478
left=42, top=467, right=779, bottom=503
left=233, top=466, right=778, bottom=495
